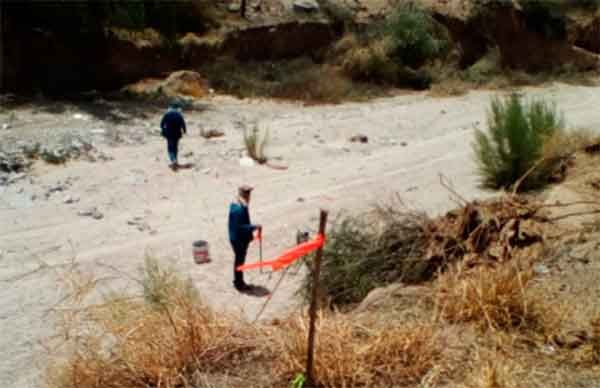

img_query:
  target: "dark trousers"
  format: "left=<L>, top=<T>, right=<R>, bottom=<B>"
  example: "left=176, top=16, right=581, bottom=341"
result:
left=231, top=241, right=248, bottom=286
left=166, top=137, right=180, bottom=163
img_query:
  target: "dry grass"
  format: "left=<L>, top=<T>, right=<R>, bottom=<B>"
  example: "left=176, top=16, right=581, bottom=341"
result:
left=108, top=27, right=166, bottom=48
left=48, top=258, right=450, bottom=388
left=47, top=258, right=261, bottom=388
left=434, top=262, right=564, bottom=338
left=201, top=59, right=368, bottom=104
left=271, top=315, right=443, bottom=388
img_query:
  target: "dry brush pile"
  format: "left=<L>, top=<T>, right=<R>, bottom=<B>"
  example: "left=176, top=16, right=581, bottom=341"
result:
left=313, top=194, right=551, bottom=308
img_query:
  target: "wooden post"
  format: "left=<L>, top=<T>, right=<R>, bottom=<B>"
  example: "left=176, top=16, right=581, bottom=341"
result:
left=306, top=209, right=328, bottom=386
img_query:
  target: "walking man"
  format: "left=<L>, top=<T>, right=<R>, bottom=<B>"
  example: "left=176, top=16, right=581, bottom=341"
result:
left=228, top=185, right=261, bottom=292
left=160, top=100, right=186, bottom=170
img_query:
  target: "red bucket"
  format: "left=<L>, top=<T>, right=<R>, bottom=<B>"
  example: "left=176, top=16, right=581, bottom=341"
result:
left=193, top=240, right=210, bottom=264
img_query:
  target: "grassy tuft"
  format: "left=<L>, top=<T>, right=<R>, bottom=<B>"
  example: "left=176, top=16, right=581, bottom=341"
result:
left=243, top=123, right=269, bottom=164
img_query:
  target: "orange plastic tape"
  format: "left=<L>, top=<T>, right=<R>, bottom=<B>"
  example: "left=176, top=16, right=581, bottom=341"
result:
left=237, top=234, right=325, bottom=272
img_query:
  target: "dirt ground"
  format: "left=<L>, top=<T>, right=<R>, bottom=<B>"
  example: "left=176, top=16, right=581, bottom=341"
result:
left=2, top=83, right=600, bottom=387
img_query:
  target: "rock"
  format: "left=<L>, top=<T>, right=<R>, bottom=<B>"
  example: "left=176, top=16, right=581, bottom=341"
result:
left=541, top=345, right=556, bottom=355
left=72, top=113, right=89, bottom=121
left=63, top=196, right=79, bottom=204
left=239, top=157, right=255, bottom=167
left=349, top=134, right=369, bottom=143
left=533, top=263, right=550, bottom=275
left=78, top=208, right=103, bottom=220
left=40, top=148, right=68, bottom=164
left=553, top=330, right=589, bottom=349
left=297, top=197, right=305, bottom=202
left=400, top=142, right=408, bottom=147
left=200, top=129, right=225, bottom=139
left=293, top=0, right=319, bottom=12
left=2, top=123, right=10, bottom=130
left=355, top=284, right=430, bottom=314
left=202, top=168, right=212, bottom=174
left=9, top=173, right=26, bottom=184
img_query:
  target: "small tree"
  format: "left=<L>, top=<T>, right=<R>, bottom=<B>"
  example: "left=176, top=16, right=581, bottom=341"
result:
left=474, top=93, right=565, bottom=191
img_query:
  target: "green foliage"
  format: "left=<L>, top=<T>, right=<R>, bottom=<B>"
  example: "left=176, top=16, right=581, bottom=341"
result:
left=473, top=94, right=565, bottom=191
left=385, top=6, right=447, bottom=68
left=291, top=373, right=306, bottom=388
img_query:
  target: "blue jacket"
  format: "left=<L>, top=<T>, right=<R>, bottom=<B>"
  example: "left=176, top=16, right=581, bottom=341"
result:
left=160, top=109, right=186, bottom=139
left=228, top=201, right=256, bottom=246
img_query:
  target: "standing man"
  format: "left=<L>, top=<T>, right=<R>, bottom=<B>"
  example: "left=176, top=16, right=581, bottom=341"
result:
left=228, top=185, right=261, bottom=292
left=160, top=100, right=186, bottom=171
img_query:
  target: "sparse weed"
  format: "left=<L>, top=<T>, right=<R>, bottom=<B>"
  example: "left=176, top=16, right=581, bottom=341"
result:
left=243, top=123, right=269, bottom=164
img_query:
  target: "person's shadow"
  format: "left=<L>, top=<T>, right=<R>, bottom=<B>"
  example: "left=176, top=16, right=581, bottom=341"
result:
left=243, top=285, right=271, bottom=297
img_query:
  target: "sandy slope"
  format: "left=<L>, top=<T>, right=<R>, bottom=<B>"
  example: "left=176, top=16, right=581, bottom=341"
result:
left=2, top=83, right=600, bottom=387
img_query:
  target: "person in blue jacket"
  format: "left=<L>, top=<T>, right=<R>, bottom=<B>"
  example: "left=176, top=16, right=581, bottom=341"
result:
left=160, top=100, right=187, bottom=170
left=228, top=185, right=261, bottom=292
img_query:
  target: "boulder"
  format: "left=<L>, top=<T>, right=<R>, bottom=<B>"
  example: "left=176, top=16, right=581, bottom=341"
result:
left=355, top=283, right=430, bottom=314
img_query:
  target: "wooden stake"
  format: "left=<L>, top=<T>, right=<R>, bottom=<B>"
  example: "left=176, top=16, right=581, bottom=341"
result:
left=306, top=209, right=328, bottom=386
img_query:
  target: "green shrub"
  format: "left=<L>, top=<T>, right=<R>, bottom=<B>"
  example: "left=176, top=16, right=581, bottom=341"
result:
left=473, top=94, right=565, bottom=191
left=302, top=206, right=428, bottom=307
left=385, top=6, right=447, bottom=68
